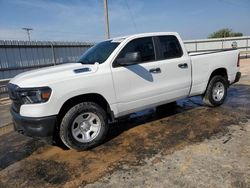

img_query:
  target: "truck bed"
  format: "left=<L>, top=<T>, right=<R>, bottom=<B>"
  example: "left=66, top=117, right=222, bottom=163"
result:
left=189, top=49, right=239, bottom=96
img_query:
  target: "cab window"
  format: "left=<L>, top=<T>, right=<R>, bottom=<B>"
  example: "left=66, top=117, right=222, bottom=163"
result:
left=157, top=36, right=183, bottom=59
left=115, top=37, right=155, bottom=65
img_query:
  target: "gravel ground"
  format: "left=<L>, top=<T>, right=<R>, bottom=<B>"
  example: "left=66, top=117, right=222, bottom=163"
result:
left=85, top=122, right=250, bottom=188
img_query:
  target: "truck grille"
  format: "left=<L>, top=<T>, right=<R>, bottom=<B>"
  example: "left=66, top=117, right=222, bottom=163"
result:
left=7, top=83, right=21, bottom=113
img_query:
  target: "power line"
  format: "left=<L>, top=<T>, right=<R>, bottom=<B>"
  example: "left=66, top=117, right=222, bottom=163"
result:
left=124, top=0, right=138, bottom=33
left=217, top=0, right=250, bottom=7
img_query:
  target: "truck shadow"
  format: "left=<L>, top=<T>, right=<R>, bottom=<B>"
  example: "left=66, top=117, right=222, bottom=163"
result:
left=106, top=100, right=198, bottom=143
left=126, top=64, right=154, bottom=82
left=105, top=83, right=250, bottom=144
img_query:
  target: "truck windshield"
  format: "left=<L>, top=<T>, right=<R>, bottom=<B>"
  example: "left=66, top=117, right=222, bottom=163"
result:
left=77, top=40, right=120, bottom=64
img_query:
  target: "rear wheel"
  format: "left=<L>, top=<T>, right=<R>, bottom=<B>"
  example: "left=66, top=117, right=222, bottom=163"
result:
left=203, top=75, right=228, bottom=107
left=59, top=102, right=108, bottom=150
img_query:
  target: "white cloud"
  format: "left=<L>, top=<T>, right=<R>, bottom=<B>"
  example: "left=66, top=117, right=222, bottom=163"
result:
left=1, top=0, right=147, bottom=41
left=0, top=28, right=27, bottom=40
left=6, top=0, right=146, bottom=40
left=2, top=0, right=249, bottom=41
left=5, top=0, right=106, bottom=41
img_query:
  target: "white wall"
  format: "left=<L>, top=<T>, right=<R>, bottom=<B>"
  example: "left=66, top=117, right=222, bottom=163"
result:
left=184, top=36, right=250, bottom=52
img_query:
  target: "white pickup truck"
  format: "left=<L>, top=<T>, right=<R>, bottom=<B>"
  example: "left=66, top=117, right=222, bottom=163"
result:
left=8, top=32, right=241, bottom=150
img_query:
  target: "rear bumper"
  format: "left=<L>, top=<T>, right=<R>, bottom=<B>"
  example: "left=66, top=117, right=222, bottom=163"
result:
left=233, top=72, right=241, bottom=84
left=11, top=108, right=57, bottom=138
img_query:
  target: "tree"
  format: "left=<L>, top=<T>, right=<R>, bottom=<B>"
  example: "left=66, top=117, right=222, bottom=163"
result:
left=208, top=28, right=243, bottom=38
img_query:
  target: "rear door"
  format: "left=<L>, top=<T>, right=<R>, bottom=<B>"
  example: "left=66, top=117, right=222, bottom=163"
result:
left=154, top=35, right=192, bottom=100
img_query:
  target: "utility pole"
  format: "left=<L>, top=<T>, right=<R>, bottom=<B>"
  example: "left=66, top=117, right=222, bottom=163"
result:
left=103, top=0, right=110, bottom=39
left=22, top=28, right=33, bottom=41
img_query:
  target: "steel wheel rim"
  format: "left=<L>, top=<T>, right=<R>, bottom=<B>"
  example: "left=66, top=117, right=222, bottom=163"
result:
left=212, top=81, right=225, bottom=102
left=71, top=112, right=101, bottom=143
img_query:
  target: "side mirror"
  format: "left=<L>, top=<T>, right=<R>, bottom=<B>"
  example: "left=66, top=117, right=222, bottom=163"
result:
left=116, top=51, right=141, bottom=66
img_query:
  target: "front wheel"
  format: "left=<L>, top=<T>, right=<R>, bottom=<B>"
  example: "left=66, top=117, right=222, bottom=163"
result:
left=59, top=102, right=109, bottom=150
left=203, top=75, right=228, bottom=107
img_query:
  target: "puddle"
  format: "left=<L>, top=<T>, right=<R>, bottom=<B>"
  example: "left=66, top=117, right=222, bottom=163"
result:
left=0, top=134, right=45, bottom=170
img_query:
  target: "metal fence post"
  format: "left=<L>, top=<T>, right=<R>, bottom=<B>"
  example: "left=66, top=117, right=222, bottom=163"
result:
left=50, top=42, right=56, bottom=65
left=247, top=39, right=249, bottom=59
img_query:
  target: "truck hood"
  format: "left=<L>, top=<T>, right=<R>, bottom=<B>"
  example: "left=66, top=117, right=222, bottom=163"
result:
left=10, top=63, right=99, bottom=87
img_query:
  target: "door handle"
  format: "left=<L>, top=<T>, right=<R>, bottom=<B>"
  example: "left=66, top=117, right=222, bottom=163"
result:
left=178, top=63, right=188, bottom=69
left=149, top=68, right=161, bottom=73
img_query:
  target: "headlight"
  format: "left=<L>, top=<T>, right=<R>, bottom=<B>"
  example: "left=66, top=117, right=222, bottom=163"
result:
left=18, top=87, right=52, bottom=104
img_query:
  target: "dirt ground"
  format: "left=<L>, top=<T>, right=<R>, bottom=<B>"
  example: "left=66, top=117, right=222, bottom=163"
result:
left=0, top=59, right=249, bottom=188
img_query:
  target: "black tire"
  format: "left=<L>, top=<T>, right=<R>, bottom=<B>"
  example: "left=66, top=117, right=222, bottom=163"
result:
left=59, top=102, right=108, bottom=150
left=203, top=75, right=228, bottom=107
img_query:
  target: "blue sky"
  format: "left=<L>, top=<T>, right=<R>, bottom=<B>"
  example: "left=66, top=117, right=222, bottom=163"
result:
left=0, top=0, right=249, bottom=42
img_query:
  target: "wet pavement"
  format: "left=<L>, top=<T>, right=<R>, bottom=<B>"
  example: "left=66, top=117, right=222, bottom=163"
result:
left=0, top=60, right=249, bottom=188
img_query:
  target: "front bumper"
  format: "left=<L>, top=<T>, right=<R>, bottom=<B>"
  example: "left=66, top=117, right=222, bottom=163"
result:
left=11, top=108, right=57, bottom=137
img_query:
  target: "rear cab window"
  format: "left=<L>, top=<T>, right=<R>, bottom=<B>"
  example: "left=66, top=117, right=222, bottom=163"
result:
left=156, top=35, right=183, bottom=60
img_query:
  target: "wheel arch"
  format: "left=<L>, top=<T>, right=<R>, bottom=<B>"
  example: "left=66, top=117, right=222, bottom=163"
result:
left=209, top=68, right=228, bottom=83
left=203, top=67, right=229, bottom=96
left=57, top=93, right=115, bottom=124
